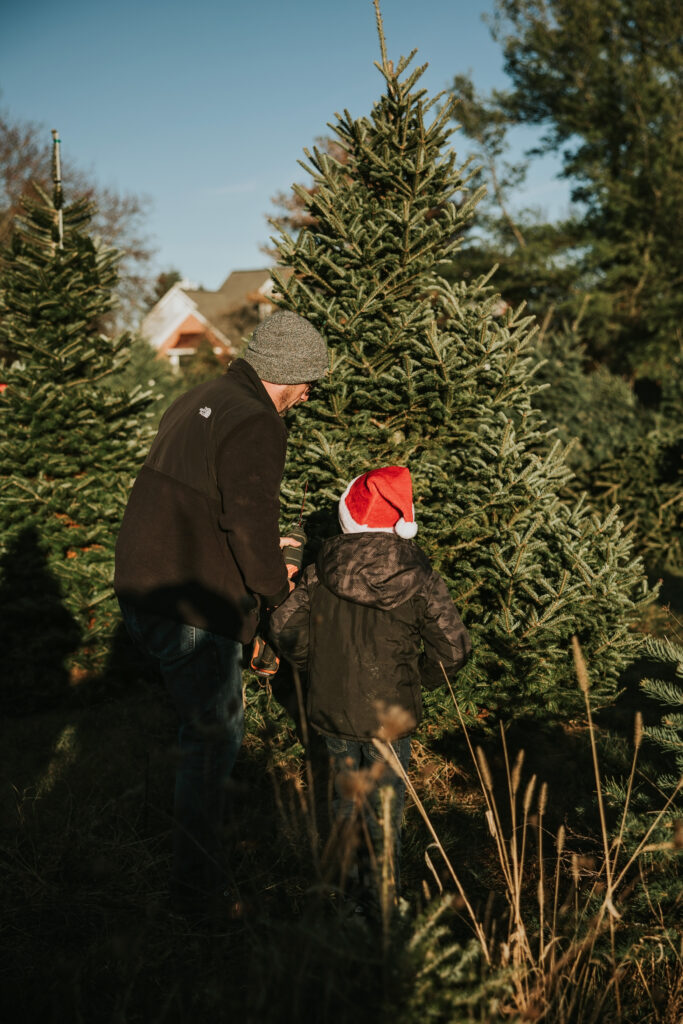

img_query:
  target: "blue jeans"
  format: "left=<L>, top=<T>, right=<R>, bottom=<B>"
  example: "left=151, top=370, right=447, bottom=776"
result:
left=119, top=599, right=244, bottom=902
left=325, top=735, right=411, bottom=897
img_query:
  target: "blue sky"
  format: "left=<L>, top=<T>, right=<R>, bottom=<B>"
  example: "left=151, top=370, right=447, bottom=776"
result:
left=2, top=0, right=569, bottom=291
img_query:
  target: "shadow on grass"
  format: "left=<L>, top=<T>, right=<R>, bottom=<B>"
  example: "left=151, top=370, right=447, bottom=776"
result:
left=0, top=526, right=81, bottom=717
left=1, top=587, right=680, bottom=1022
left=0, top=612, right=399, bottom=1023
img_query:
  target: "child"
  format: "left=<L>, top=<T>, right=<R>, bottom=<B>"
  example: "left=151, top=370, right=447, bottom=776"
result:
left=269, top=465, right=471, bottom=906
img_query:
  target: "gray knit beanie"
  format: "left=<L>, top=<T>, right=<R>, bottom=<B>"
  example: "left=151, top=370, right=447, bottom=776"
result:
left=242, top=310, right=328, bottom=384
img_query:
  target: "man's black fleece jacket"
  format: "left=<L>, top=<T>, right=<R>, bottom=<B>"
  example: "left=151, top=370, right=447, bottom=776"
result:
left=114, top=358, right=289, bottom=642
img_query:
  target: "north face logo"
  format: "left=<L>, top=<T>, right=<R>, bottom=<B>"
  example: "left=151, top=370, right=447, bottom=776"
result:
left=199, top=407, right=212, bottom=418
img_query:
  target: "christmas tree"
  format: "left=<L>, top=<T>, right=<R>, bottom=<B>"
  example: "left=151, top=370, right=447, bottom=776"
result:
left=531, top=326, right=682, bottom=571
left=443, top=0, right=683, bottom=382
left=588, top=370, right=683, bottom=573
left=641, top=636, right=683, bottom=794
left=0, top=132, right=154, bottom=709
left=270, top=3, right=650, bottom=721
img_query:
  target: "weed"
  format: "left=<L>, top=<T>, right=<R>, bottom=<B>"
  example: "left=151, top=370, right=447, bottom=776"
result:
left=1, top=642, right=681, bottom=1022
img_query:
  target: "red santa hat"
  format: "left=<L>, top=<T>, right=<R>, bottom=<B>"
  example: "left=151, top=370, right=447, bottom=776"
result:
left=338, top=466, right=418, bottom=539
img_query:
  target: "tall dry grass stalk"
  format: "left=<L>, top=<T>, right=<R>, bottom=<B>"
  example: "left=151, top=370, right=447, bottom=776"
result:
left=369, top=647, right=683, bottom=1022
left=291, top=666, right=320, bottom=872
left=263, top=641, right=680, bottom=1021
left=572, top=635, right=622, bottom=1015
left=372, top=735, right=491, bottom=962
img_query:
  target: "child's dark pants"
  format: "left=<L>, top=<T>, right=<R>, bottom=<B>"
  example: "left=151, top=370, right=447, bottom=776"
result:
left=324, top=735, right=411, bottom=899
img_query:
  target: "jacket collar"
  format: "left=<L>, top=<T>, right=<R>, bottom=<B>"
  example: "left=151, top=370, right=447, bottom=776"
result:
left=228, top=358, right=279, bottom=414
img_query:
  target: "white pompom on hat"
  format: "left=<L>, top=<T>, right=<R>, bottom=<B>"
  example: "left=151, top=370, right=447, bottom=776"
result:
left=338, top=466, right=418, bottom=539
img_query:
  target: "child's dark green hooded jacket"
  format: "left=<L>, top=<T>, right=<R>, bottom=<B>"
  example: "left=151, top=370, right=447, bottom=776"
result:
left=269, top=532, right=471, bottom=740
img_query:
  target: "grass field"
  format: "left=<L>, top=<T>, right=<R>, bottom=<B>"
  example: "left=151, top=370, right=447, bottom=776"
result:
left=1, top=588, right=681, bottom=1023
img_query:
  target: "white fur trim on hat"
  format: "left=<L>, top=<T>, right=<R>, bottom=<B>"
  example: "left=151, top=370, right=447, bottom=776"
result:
left=395, top=517, right=418, bottom=539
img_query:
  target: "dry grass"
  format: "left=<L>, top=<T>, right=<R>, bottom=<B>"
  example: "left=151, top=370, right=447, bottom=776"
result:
left=1, top=635, right=681, bottom=1023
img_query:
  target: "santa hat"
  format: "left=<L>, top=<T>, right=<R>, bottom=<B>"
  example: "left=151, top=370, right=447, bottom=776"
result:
left=338, top=466, right=418, bottom=539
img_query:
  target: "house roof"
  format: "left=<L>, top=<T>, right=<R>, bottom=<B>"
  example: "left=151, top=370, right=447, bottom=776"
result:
left=143, top=267, right=295, bottom=355
left=184, top=272, right=270, bottom=342
left=184, top=268, right=294, bottom=343
left=216, top=269, right=274, bottom=306
left=215, top=267, right=294, bottom=306
left=183, top=288, right=236, bottom=337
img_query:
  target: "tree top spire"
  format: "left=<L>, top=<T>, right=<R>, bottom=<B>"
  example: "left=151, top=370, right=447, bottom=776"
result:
left=50, top=128, right=64, bottom=250
left=373, top=0, right=389, bottom=75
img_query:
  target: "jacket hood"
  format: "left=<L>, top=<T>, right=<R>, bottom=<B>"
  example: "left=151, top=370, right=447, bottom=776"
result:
left=316, top=533, right=432, bottom=610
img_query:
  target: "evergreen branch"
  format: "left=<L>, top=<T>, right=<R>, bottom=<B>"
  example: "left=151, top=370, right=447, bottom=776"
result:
left=373, top=0, right=390, bottom=79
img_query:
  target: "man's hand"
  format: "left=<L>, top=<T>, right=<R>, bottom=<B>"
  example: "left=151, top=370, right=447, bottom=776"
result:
left=280, top=536, right=302, bottom=580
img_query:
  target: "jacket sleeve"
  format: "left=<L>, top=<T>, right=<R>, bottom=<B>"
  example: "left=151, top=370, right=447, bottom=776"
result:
left=418, top=572, right=472, bottom=691
left=268, top=564, right=316, bottom=669
left=215, top=411, right=289, bottom=607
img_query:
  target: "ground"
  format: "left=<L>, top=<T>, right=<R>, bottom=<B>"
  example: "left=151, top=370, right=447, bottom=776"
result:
left=1, top=583, right=681, bottom=1023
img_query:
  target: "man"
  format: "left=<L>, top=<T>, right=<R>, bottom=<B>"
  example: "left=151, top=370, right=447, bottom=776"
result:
left=114, top=309, right=328, bottom=913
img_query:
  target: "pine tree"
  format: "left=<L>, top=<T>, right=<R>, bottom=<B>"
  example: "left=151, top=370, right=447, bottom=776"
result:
left=441, top=23, right=683, bottom=569
left=447, top=0, right=683, bottom=381
left=269, top=3, right=650, bottom=722
left=0, top=133, right=154, bottom=708
left=101, top=333, right=183, bottom=427
left=641, top=636, right=683, bottom=793
left=531, top=326, right=683, bottom=570
left=531, top=326, right=639, bottom=474
left=181, top=337, right=226, bottom=388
